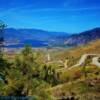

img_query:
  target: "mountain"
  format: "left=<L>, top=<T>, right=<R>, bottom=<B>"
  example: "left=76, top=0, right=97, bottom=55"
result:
left=65, top=27, right=100, bottom=46
left=4, top=27, right=100, bottom=48
left=53, top=39, right=100, bottom=68
left=4, top=28, right=69, bottom=47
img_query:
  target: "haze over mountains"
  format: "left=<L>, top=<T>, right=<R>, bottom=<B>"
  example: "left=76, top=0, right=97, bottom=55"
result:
left=4, top=27, right=100, bottom=48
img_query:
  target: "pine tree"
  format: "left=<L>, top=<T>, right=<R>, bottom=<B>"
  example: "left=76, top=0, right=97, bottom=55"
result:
left=0, top=20, right=7, bottom=68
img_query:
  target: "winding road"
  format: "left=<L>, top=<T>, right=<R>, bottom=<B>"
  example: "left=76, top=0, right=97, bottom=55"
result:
left=57, top=54, right=100, bottom=72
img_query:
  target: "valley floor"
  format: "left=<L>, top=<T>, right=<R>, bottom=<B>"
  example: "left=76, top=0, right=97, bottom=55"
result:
left=1, top=39, right=100, bottom=100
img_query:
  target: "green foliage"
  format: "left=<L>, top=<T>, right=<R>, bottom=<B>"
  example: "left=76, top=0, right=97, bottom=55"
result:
left=15, top=45, right=39, bottom=77
left=0, top=45, right=56, bottom=99
left=1, top=39, right=100, bottom=100
left=40, top=65, right=59, bottom=86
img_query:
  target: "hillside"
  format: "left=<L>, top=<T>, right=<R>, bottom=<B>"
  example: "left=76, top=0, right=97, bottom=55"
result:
left=58, top=39, right=100, bottom=60
left=65, top=28, right=100, bottom=46
left=55, top=39, right=100, bottom=66
left=47, top=40, right=100, bottom=100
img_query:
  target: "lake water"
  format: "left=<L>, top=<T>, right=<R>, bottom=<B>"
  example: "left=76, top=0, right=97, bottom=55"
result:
left=4, top=40, right=73, bottom=48
left=4, top=40, right=49, bottom=48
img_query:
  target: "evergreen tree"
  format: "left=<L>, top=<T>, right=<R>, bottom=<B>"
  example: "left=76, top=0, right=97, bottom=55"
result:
left=0, top=20, right=7, bottom=70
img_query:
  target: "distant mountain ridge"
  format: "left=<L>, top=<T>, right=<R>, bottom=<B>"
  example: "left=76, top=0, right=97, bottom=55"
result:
left=4, top=28, right=69, bottom=47
left=65, top=27, right=100, bottom=46
left=4, top=27, right=100, bottom=48
left=4, top=28, right=69, bottom=40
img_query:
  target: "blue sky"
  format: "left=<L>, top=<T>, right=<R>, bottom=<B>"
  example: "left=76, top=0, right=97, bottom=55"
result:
left=0, top=0, right=100, bottom=33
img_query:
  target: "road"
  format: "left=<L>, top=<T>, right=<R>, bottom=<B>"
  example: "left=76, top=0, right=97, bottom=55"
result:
left=92, top=57, right=100, bottom=68
left=57, top=54, right=100, bottom=72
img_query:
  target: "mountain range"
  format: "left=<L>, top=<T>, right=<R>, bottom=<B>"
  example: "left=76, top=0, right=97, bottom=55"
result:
left=3, top=27, right=100, bottom=48
left=65, top=27, right=100, bottom=46
left=4, top=28, right=69, bottom=47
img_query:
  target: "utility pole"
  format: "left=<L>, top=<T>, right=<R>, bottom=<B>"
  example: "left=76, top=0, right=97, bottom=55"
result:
left=47, top=53, right=51, bottom=62
left=46, top=46, right=51, bottom=62
left=64, top=59, right=68, bottom=68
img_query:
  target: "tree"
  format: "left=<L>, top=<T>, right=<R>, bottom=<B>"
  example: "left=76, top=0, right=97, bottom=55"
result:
left=0, top=21, right=8, bottom=71
left=15, top=45, right=39, bottom=78
left=0, top=20, right=7, bottom=67
left=0, top=20, right=7, bottom=49
left=40, top=65, right=59, bottom=86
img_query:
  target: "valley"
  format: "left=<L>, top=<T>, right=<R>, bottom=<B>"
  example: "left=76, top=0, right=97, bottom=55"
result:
left=0, top=0, right=100, bottom=99
left=1, top=26, right=100, bottom=100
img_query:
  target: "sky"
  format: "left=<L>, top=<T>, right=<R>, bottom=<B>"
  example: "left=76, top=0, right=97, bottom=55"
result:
left=0, top=0, right=100, bottom=33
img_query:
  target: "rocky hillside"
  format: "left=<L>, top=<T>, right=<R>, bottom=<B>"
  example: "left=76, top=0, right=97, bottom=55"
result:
left=65, top=28, right=100, bottom=46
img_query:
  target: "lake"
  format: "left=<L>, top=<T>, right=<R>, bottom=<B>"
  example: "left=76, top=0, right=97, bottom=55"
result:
left=4, top=40, right=48, bottom=48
